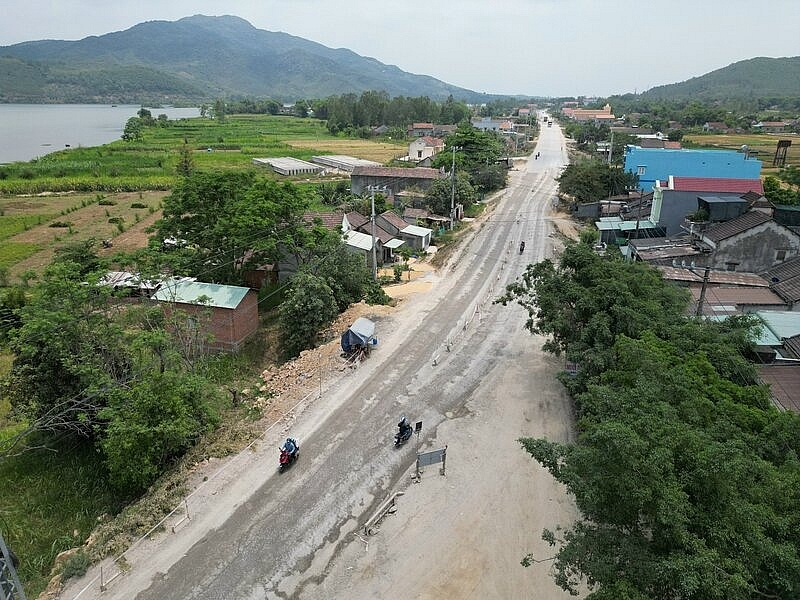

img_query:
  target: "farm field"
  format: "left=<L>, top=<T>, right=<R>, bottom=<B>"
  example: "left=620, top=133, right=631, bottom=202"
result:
left=0, top=191, right=167, bottom=282
left=0, top=114, right=408, bottom=281
left=684, top=132, right=800, bottom=173
left=0, top=114, right=407, bottom=195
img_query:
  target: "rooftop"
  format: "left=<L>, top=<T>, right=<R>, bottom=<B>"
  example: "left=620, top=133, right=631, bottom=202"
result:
left=152, top=280, right=251, bottom=309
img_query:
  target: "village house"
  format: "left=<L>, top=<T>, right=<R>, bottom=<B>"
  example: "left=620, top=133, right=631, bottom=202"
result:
left=376, top=210, right=433, bottom=251
left=407, top=136, right=444, bottom=162
left=349, top=166, right=446, bottom=197
left=151, top=280, right=259, bottom=352
left=407, top=123, right=435, bottom=137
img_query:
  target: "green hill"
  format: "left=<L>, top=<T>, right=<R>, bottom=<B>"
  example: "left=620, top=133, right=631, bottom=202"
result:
left=643, top=56, right=800, bottom=101
left=0, top=15, right=488, bottom=104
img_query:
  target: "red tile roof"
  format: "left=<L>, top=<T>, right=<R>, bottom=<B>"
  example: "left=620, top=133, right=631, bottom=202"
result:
left=345, top=211, right=369, bottom=229
left=671, top=177, right=764, bottom=194
left=303, top=211, right=344, bottom=231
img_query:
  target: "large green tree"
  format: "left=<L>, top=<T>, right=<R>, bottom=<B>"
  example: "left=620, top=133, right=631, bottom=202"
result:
left=557, top=158, right=638, bottom=203
left=500, top=240, right=800, bottom=599
left=153, top=172, right=312, bottom=284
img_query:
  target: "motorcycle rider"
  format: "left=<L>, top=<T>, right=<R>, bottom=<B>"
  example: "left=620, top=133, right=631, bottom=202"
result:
left=282, top=437, right=299, bottom=458
left=397, top=416, right=413, bottom=440
left=519, top=240, right=525, bottom=253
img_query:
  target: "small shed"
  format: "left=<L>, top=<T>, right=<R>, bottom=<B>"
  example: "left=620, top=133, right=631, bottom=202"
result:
left=151, top=280, right=259, bottom=352
left=341, top=317, right=377, bottom=354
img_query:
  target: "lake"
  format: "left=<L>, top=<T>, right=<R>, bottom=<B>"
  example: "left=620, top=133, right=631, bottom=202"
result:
left=0, top=104, right=200, bottom=164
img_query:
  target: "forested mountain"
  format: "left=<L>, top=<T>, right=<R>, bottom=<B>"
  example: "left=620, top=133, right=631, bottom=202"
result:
left=643, top=56, right=800, bottom=101
left=0, top=15, right=487, bottom=104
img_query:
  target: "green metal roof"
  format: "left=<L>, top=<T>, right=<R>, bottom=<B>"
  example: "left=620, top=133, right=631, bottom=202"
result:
left=152, top=280, right=250, bottom=309
left=755, top=310, right=800, bottom=345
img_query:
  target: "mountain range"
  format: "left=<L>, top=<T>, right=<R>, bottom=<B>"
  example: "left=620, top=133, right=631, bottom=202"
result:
left=642, top=56, right=800, bottom=101
left=1, top=16, right=799, bottom=105
left=0, top=15, right=489, bottom=104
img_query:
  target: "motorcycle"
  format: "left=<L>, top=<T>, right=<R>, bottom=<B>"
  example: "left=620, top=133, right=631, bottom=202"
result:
left=394, top=416, right=414, bottom=447
left=278, top=438, right=299, bottom=472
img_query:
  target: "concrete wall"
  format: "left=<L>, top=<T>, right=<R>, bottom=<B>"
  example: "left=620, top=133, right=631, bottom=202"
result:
left=710, top=221, right=800, bottom=272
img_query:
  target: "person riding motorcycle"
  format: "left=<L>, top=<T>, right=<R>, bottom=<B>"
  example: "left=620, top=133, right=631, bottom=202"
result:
left=398, top=416, right=413, bottom=438
left=519, top=240, right=525, bottom=253
left=282, top=437, right=299, bottom=458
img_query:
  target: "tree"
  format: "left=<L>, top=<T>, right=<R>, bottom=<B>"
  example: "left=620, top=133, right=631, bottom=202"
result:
left=98, top=371, right=219, bottom=494
left=211, top=99, right=226, bottom=122
left=52, top=239, right=106, bottom=277
left=5, top=262, right=133, bottom=441
left=277, top=271, right=339, bottom=360
left=121, top=117, right=143, bottom=142
left=500, top=240, right=800, bottom=599
left=557, top=159, right=638, bottom=203
left=176, top=141, right=195, bottom=177
left=154, top=172, right=311, bottom=284
left=763, top=175, right=798, bottom=205
left=424, top=172, right=475, bottom=216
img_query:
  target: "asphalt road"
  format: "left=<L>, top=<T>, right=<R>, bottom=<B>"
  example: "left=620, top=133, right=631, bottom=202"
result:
left=66, top=116, right=570, bottom=600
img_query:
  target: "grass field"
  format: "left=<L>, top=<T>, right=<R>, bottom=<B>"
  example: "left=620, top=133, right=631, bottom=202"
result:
left=684, top=132, right=800, bottom=174
left=0, top=114, right=407, bottom=195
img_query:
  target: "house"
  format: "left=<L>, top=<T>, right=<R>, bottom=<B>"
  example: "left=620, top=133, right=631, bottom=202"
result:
left=345, top=210, right=404, bottom=263
left=561, top=103, right=616, bottom=123
left=471, top=117, right=515, bottom=132
left=750, top=310, right=800, bottom=361
left=349, top=166, right=445, bottom=197
left=753, top=121, right=790, bottom=133
left=702, top=122, right=731, bottom=133
left=376, top=210, right=433, bottom=251
left=694, top=211, right=800, bottom=273
left=408, top=136, right=444, bottom=162
left=403, top=207, right=451, bottom=232
left=408, top=123, right=435, bottom=137
left=758, top=364, right=800, bottom=413
left=643, top=177, right=765, bottom=236
left=151, top=280, right=259, bottom=352
left=623, top=146, right=762, bottom=191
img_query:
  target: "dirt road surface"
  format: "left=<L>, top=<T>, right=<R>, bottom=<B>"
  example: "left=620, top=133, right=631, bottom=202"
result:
left=59, top=116, right=582, bottom=600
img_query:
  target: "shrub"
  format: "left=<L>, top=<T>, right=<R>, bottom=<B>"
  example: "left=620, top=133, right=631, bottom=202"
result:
left=61, top=551, right=91, bottom=580
left=131, top=203, right=148, bottom=209
left=49, top=221, right=72, bottom=228
left=98, top=199, right=117, bottom=206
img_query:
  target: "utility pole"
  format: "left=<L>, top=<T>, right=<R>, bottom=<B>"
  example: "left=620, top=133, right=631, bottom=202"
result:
left=607, top=129, right=614, bottom=165
left=450, top=145, right=461, bottom=230
left=369, top=186, right=378, bottom=281
left=634, top=187, right=644, bottom=239
left=695, top=266, right=711, bottom=317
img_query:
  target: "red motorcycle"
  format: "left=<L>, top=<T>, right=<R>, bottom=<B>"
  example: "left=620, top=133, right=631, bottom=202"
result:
left=279, top=438, right=299, bottom=473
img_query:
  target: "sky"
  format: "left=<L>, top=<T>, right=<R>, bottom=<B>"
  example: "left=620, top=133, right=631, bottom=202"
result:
left=4, top=0, right=800, bottom=98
